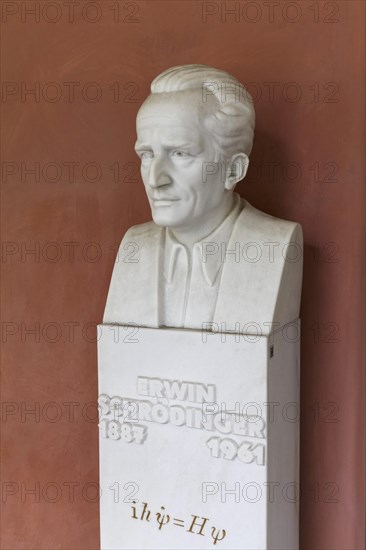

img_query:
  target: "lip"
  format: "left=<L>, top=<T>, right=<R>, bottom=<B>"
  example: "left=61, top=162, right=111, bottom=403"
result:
left=151, top=198, right=180, bottom=206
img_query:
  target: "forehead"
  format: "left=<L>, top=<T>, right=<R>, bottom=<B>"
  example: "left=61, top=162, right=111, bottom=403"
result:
left=136, top=113, right=199, bottom=147
left=136, top=118, right=200, bottom=146
left=136, top=89, right=217, bottom=134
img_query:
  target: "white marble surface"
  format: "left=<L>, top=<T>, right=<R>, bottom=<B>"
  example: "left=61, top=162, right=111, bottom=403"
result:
left=103, top=65, right=303, bottom=332
left=98, top=322, right=300, bottom=549
left=104, top=194, right=303, bottom=334
left=100, top=64, right=302, bottom=550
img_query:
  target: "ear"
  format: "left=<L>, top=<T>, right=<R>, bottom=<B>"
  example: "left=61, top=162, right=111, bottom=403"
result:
left=224, top=153, right=249, bottom=190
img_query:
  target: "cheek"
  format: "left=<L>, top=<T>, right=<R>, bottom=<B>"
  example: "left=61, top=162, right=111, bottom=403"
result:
left=183, top=186, right=206, bottom=213
left=140, top=167, right=149, bottom=184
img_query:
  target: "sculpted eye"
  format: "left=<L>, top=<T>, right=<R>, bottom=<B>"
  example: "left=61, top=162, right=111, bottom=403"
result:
left=140, top=151, right=154, bottom=160
left=172, top=150, right=190, bottom=158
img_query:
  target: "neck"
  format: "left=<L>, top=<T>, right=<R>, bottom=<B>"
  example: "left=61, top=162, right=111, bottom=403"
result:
left=170, top=193, right=235, bottom=249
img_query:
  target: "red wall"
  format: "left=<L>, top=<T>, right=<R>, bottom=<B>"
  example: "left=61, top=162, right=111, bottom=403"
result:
left=1, top=1, right=365, bottom=548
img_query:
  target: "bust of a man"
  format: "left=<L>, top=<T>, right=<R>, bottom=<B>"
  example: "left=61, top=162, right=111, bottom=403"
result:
left=104, top=64, right=303, bottom=335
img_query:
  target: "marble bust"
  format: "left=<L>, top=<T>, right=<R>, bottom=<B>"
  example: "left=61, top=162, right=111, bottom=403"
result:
left=103, top=64, right=303, bottom=335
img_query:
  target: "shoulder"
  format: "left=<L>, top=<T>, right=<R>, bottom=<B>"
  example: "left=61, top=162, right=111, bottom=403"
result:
left=115, top=220, right=163, bottom=266
left=237, top=199, right=303, bottom=243
left=122, top=220, right=160, bottom=241
left=214, top=198, right=303, bottom=333
left=118, top=221, right=163, bottom=253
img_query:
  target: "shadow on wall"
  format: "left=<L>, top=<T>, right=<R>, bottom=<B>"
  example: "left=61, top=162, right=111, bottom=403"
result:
left=238, top=129, right=303, bottom=220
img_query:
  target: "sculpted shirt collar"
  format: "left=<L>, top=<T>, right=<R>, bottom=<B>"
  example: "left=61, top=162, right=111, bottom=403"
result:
left=165, top=193, right=243, bottom=287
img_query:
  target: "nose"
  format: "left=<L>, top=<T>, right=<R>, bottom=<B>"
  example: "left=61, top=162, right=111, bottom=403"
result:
left=147, top=155, right=172, bottom=189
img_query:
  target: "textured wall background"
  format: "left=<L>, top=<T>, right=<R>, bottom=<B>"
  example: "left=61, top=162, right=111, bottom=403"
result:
left=1, top=1, right=365, bottom=548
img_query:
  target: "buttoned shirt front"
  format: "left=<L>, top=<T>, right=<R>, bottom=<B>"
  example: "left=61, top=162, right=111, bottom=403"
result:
left=162, top=194, right=243, bottom=329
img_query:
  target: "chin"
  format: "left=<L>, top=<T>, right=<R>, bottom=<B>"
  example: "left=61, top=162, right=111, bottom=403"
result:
left=152, top=214, right=182, bottom=228
left=151, top=208, right=186, bottom=228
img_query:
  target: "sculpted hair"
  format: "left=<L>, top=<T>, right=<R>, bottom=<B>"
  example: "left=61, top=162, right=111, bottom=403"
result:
left=150, top=64, right=255, bottom=158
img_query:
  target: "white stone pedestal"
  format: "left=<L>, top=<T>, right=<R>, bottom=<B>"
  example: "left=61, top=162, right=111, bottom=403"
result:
left=98, top=322, right=300, bottom=550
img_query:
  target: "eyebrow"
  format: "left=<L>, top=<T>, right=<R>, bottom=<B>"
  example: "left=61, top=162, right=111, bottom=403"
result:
left=134, top=142, right=150, bottom=150
left=135, top=141, right=198, bottom=150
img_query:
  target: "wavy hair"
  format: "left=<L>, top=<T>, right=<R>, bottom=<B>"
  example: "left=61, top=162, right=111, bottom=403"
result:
left=149, top=64, right=255, bottom=158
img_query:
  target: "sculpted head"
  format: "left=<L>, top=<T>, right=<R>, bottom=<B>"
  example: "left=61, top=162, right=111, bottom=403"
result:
left=134, top=64, right=255, bottom=234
